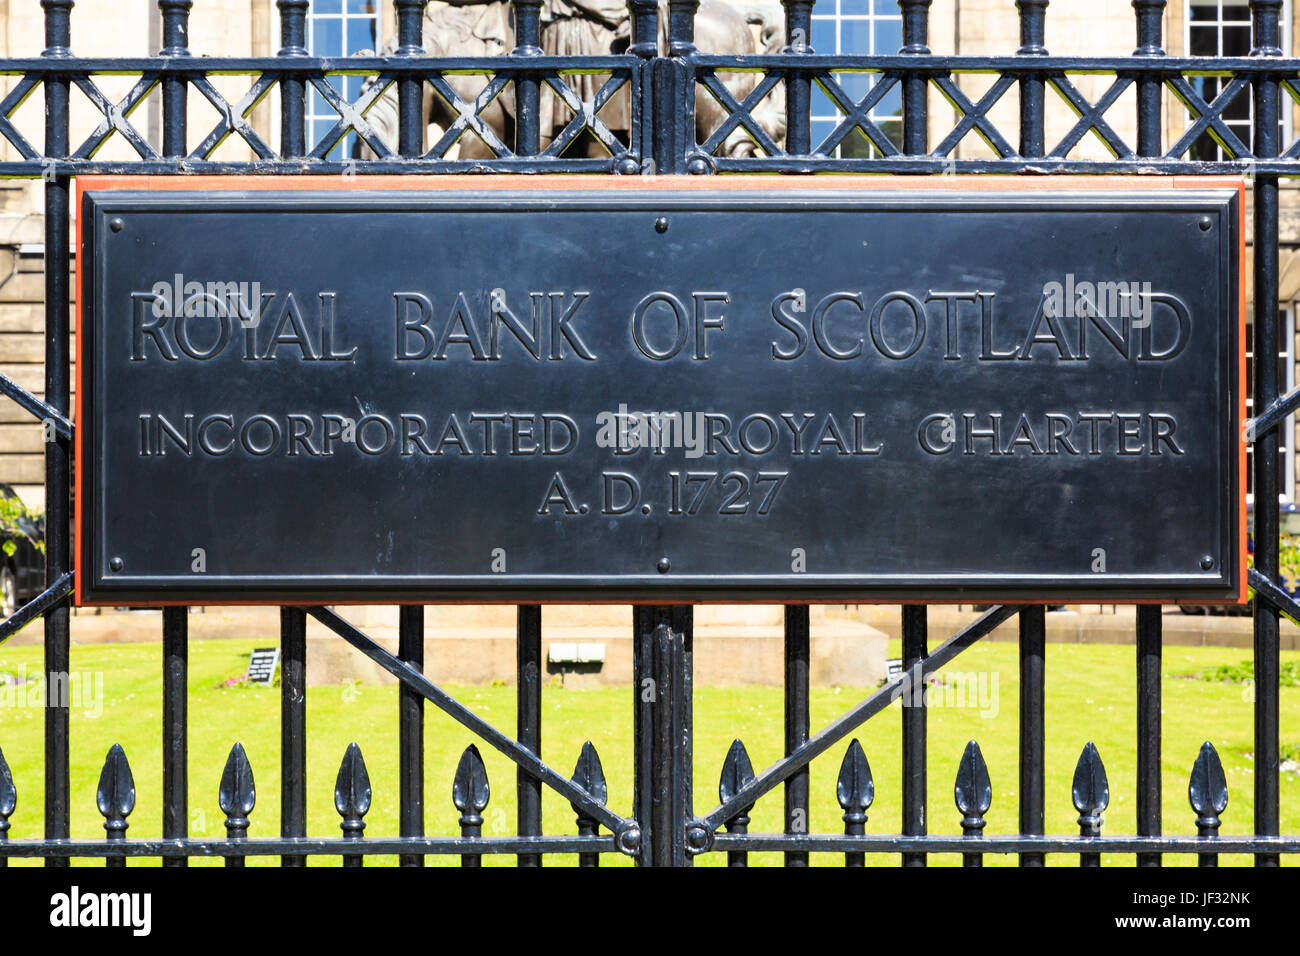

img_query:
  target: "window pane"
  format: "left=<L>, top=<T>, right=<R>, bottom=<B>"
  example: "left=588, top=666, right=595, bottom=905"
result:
left=811, top=19, right=837, bottom=53
left=1223, top=24, right=1251, bottom=56
left=873, top=0, right=901, bottom=14
left=315, top=0, right=343, bottom=14
left=842, top=18, right=872, bottom=54
left=312, top=17, right=343, bottom=56
left=1189, top=25, right=1218, bottom=56
left=874, top=18, right=902, bottom=54
left=840, top=0, right=873, bottom=16
left=347, top=16, right=376, bottom=53
left=348, top=0, right=378, bottom=13
left=834, top=72, right=872, bottom=102
left=1222, top=0, right=1251, bottom=21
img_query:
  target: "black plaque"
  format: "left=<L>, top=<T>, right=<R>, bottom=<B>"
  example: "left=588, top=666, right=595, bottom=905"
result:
left=77, top=184, right=1243, bottom=603
left=245, top=647, right=280, bottom=686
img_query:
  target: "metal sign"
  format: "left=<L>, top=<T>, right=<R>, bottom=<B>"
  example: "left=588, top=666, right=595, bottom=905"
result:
left=245, top=647, right=280, bottom=686
left=75, top=180, right=1244, bottom=604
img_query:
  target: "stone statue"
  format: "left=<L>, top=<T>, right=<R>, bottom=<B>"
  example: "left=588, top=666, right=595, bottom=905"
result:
left=354, top=0, right=786, bottom=161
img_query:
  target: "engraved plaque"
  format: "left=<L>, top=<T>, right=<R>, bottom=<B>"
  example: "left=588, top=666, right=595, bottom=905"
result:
left=76, top=181, right=1244, bottom=603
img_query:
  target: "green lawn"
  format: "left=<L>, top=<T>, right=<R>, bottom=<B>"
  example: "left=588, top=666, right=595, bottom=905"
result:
left=0, top=635, right=1297, bottom=866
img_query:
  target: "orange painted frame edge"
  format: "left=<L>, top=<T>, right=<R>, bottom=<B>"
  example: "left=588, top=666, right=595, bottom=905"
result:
left=71, top=174, right=1249, bottom=607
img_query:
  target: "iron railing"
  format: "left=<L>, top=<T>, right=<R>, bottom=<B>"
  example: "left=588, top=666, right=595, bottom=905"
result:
left=0, top=0, right=1296, bottom=866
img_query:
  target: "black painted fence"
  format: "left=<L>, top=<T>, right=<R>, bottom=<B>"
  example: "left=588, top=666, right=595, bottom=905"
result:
left=0, top=0, right=1297, bottom=865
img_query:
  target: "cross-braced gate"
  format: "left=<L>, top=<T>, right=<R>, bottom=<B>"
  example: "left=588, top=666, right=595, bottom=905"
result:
left=0, top=0, right=1298, bottom=866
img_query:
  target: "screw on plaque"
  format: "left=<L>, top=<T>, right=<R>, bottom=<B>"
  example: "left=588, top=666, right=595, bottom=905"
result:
left=109, top=556, right=123, bottom=572
left=654, top=217, right=669, bottom=233
left=1200, top=554, right=1215, bottom=570
left=657, top=556, right=671, bottom=573
left=1199, top=216, right=1213, bottom=231
left=109, top=217, right=124, bottom=233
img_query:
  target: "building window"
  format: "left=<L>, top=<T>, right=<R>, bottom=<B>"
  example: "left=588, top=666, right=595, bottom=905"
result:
left=1245, top=307, right=1296, bottom=504
left=307, top=0, right=380, bottom=160
left=1186, top=0, right=1290, bottom=161
left=810, top=0, right=903, bottom=157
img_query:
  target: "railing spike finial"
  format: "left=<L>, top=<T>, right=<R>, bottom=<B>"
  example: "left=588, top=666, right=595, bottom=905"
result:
left=96, top=743, right=136, bottom=836
left=571, top=741, right=608, bottom=867
left=0, top=745, right=15, bottom=832
left=40, top=0, right=74, bottom=58
left=453, top=743, right=491, bottom=816
left=954, top=739, right=992, bottom=829
left=334, top=742, right=373, bottom=836
left=1188, top=740, right=1229, bottom=828
left=1072, top=741, right=1109, bottom=866
left=836, top=738, right=875, bottom=817
left=1072, top=740, right=1110, bottom=824
left=454, top=745, right=490, bottom=867
left=1015, top=0, right=1049, bottom=57
left=218, top=742, right=256, bottom=832
left=571, top=740, right=609, bottom=809
left=718, top=739, right=756, bottom=867
left=836, top=738, right=874, bottom=868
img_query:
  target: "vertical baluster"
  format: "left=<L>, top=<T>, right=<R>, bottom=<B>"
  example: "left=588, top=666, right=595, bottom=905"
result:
left=1020, top=605, right=1045, bottom=867
left=899, top=0, right=931, bottom=158
left=1251, top=0, right=1284, bottom=869
left=398, top=605, right=424, bottom=867
left=162, top=607, right=187, bottom=868
left=718, top=739, right=755, bottom=868
left=1072, top=742, right=1109, bottom=868
left=571, top=741, right=608, bottom=868
left=632, top=605, right=692, bottom=866
left=97, top=745, right=134, bottom=868
left=668, top=0, right=699, bottom=55
left=837, top=739, right=874, bottom=868
left=901, top=604, right=927, bottom=866
left=40, top=0, right=73, bottom=869
left=277, top=0, right=309, bottom=158
left=218, top=743, right=255, bottom=869
left=0, top=747, right=14, bottom=868
left=955, top=740, right=991, bottom=868
left=454, top=745, right=490, bottom=867
left=1136, top=604, right=1162, bottom=866
left=512, top=0, right=544, bottom=158
left=1188, top=741, right=1228, bottom=868
left=781, top=0, right=814, bottom=156
left=784, top=605, right=810, bottom=866
left=1132, top=0, right=1166, bottom=158
left=517, top=605, right=542, bottom=866
left=335, top=743, right=371, bottom=868
left=1016, top=0, right=1047, bottom=159
left=627, top=0, right=658, bottom=171
left=395, top=0, right=426, bottom=158
left=280, top=606, right=306, bottom=866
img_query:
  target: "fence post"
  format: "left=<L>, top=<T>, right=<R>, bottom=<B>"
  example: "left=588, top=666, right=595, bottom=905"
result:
left=511, top=0, right=544, bottom=158
left=781, top=0, right=814, bottom=157
left=280, top=606, right=307, bottom=866
left=899, top=0, right=931, bottom=158
left=901, top=604, right=927, bottom=866
left=784, top=605, right=810, bottom=866
left=1250, top=0, right=1284, bottom=869
left=398, top=605, right=424, bottom=867
left=633, top=605, right=692, bottom=866
left=277, top=0, right=309, bottom=158
left=395, top=0, right=428, bottom=158
left=1020, top=605, right=1045, bottom=867
left=40, top=0, right=73, bottom=869
left=1016, top=0, right=1047, bottom=158
left=1132, top=0, right=1166, bottom=158
left=517, top=605, right=542, bottom=866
